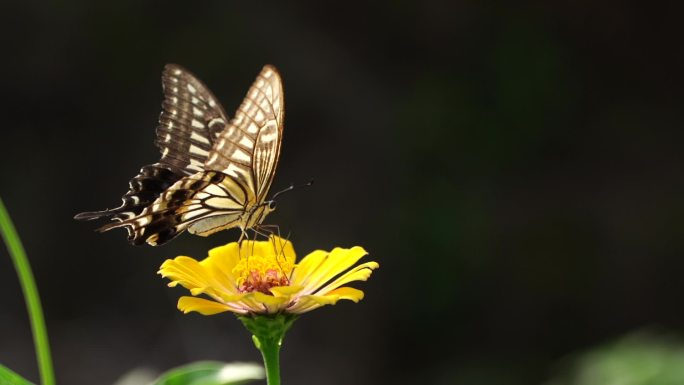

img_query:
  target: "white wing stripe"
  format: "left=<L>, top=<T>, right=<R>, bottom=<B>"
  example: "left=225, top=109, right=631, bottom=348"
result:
left=190, top=131, right=211, bottom=145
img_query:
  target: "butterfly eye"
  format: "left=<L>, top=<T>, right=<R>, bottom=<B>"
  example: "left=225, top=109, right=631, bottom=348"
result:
left=268, top=201, right=277, bottom=211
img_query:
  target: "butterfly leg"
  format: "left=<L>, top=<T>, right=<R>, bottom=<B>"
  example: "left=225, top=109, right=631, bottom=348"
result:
left=260, top=224, right=289, bottom=261
left=254, top=224, right=280, bottom=255
left=238, top=228, right=256, bottom=260
left=255, top=224, right=293, bottom=274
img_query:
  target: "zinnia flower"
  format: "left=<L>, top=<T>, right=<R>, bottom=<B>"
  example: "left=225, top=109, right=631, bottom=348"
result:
left=158, top=236, right=379, bottom=315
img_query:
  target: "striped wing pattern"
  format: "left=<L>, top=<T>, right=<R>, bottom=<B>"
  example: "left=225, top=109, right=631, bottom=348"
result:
left=97, top=171, right=246, bottom=245
left=205, top=65, right=284, bottom=203
left=75, top=65, right=284, bottom=246
left=156, top=64, right=229, bottom=174
left=73, top=164, right=184, bottom=222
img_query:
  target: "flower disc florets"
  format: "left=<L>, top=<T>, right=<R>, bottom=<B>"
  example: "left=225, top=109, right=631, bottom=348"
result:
left=233, top=252, right=294, bottom=294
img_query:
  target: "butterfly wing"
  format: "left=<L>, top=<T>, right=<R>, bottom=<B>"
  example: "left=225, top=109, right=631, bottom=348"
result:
left=88, top=65, right=285, bottom=246
left=205, top=65, right=284, bottom=204
left=156, top=64, right=229, bottom=174
left=97, top=171, right=249, bottom=245
left=75, top=64, right=229, bottom=222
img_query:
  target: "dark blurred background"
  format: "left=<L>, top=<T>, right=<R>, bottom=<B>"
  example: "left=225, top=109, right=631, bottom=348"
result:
left=1, top=1, right=683, bottom=384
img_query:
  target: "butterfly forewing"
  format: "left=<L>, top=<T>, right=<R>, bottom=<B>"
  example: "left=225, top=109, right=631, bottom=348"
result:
left=205, top=65, right=284, bottom=203
left=156, top=64, right=229, bottom=174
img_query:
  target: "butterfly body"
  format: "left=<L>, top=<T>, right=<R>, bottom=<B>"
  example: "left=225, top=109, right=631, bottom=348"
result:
left=75, top=64, right=284, bottom=246
left=186, top=197, right=274, bottom=238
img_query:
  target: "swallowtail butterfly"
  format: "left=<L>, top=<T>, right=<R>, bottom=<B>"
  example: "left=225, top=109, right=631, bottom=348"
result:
left=75, top=64, right=284, bottom=246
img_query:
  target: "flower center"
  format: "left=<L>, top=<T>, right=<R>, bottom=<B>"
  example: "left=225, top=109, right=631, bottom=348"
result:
left=233, top=254, right=293, bottom=294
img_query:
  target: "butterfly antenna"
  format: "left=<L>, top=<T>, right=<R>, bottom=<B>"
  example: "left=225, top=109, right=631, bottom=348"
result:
left=271, top=179, right=314, bottom=201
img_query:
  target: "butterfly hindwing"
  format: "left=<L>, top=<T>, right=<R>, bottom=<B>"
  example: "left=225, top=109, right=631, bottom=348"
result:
left=97, top=171, right=248, bottom=245
left=73, top=163, right=184, bottom=222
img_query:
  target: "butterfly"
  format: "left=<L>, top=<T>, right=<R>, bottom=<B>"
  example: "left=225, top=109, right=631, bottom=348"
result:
left=75, top=64, right=285, bottom=246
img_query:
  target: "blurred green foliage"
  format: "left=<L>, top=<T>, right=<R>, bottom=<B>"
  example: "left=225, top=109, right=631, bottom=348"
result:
left=547, top=331, right=684, bottom=385
left=151, top=362, right=263, bottom=385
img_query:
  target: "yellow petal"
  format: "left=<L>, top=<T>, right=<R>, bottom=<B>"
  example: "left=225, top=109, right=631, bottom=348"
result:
left=206, top=241, right=241, bottom=266
left=252, top=292, right=290, bottom=314
left=324, top=286, right=365, bottom=302
left=177, top=296, right=243, bottom=315
left=160, top=257, right=215, bottom=293
left=292, top=247, right=369, bottom=293
left=159, top=256, right=237, bottom=301
left=289, top=250, right=328, bottom=285
left=288, top=287, right=365, bottom=314
left=203, top=242, right=242, bottom=289
left=159, top=257, right=205, bottom=287
left=269, top=285, right=304, bottom=297
left=229, top=292, right=287, bottom=314
left=312, top=261, right=379, bottom=296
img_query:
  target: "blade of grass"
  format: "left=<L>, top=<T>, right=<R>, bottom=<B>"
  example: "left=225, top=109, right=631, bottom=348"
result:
left=0, top=197, right=55, bottom=385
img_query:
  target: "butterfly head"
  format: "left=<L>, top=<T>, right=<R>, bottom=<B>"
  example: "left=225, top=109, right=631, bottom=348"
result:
left=243, top=199, right=277, bottom=231
left=261, top=199, right=276, bottom=220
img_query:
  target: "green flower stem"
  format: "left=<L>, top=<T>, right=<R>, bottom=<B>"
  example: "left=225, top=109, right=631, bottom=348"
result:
left=0, top=198, right=55, bottom=385
left=238, top=313, right=298, bottom=385
left=255, top=334, right=281, bottom=385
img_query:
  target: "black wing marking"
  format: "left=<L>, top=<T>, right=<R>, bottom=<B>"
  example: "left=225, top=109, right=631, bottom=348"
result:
left=97, top=171, right=246, bottom=246
left=74, top=163, right=184, bottom=222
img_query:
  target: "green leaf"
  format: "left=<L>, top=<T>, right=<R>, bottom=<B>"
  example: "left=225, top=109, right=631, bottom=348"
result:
left=0, top=364, right=35, bottom=385
left=0, top=198, right=54, bottom=385
left=151, top=361, right=264, bottom=385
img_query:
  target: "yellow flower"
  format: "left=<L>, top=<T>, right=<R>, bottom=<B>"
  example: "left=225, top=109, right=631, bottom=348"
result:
left=158, top=236, right=379, bottom=316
